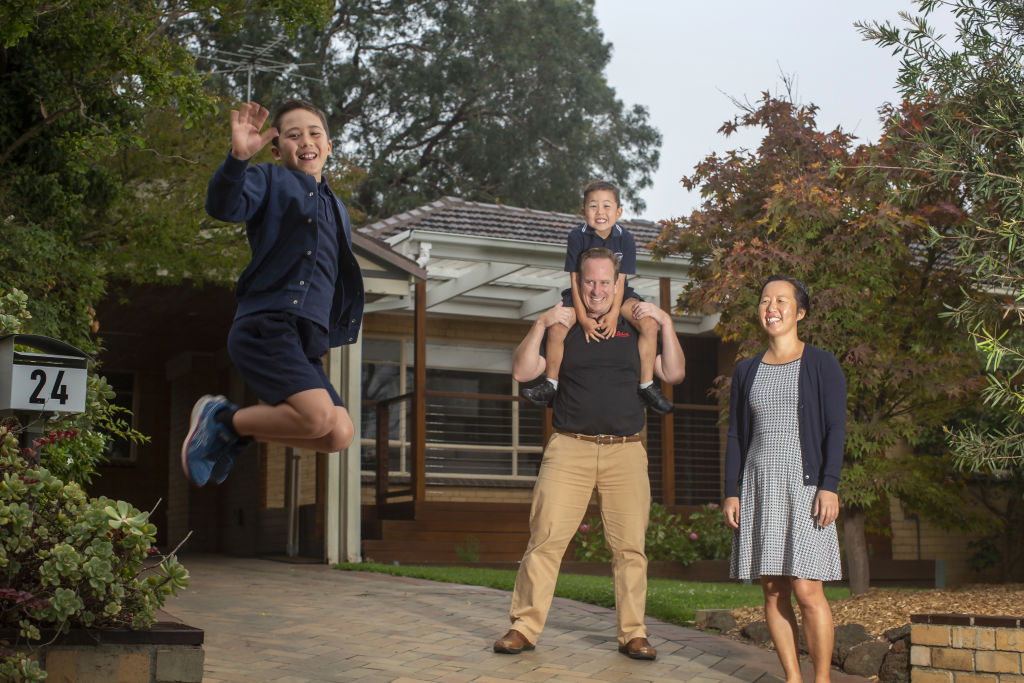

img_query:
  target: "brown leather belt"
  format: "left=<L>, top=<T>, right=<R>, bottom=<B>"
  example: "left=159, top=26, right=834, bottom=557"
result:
left=556, top=431, right=642, bottom=445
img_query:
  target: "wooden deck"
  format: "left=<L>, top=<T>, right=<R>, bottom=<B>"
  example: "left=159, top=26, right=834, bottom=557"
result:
left=361, top=501, right=538, bottom=563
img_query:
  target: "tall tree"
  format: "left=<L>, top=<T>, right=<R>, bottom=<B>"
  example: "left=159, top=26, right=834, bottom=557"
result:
left=651, top=93, right=986, bottom=593
left=859, top=0, right=1024, bottom=579
left=0, top=0, right=329, bottom=346
left=858, top=0, right=1024, bottom=471
left=186, top=0, right=661, bottom=218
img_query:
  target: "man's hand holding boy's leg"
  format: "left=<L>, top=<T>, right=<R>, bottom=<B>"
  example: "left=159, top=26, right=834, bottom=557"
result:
left=230, top=102, right=278, bottom=161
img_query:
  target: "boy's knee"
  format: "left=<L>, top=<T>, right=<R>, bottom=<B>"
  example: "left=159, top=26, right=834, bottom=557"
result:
left=299, top=405, right=337, bottom=438
left=322, top=415, right=354, bottom=452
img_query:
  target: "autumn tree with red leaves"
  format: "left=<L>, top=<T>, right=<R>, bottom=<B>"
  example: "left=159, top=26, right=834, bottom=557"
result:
left=652, top=93, right=988, bottom=593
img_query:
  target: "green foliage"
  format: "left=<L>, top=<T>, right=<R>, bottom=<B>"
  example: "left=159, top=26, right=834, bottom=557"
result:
left=684, top=503, right=734, bottom=561
left=0, top=432, right=189, bottom=673
left=0, top=653, right=44, bottom=683
left=334, top=561, right=851, bottom=626
left=858, top=0, right=1024, bottom=474
left=572, top=518, right=612, bottom=562
left=650, top=90, right=985, bottom=532
left=572, top=503, right=731, bottom=564
left=0, top=0, right=329, bottom=347
left=185, top=0, right=661, bottom=218
left=454, top=535, right=480, bottom=563
left=0, top=290, right=31, bottom=337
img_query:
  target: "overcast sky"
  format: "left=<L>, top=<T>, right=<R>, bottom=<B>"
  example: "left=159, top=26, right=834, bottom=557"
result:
left=592, top=1, right=948, bottom=222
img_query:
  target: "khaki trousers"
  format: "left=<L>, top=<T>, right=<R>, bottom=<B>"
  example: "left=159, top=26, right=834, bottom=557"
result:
left=508, top=432, right=651, bottom=645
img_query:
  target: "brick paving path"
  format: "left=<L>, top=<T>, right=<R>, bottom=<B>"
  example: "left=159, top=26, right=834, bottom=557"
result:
left=166, top=555, right=870, bottom=683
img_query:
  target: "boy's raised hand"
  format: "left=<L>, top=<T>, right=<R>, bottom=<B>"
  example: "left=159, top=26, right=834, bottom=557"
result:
left=230, top=102, right=278, bottom=161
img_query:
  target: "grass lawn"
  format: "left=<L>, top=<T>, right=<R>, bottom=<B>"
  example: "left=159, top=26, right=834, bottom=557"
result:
left=334, top=562, right=850, bottom=628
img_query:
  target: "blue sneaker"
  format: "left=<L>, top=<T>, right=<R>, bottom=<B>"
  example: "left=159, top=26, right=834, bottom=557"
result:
left=181, top=395, right=237, bottom=486
left=209, top=437, right=249, bottom=485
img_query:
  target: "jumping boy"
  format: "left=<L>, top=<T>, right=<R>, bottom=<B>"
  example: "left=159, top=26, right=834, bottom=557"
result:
left=181, top=100, right=364, bottom=486
left=520, top=181, right=673, bottom=415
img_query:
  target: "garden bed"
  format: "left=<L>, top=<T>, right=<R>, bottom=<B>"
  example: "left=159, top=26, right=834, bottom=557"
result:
left=3, top=610, right=203, bottom=683
left=728, top=582, right=1024, bottom=638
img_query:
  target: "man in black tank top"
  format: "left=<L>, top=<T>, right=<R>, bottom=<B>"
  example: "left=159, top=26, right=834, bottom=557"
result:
left=493, top=247, right=687, bottom=661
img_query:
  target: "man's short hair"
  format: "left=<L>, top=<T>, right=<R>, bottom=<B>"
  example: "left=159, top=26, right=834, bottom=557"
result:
left=577, top=246, right=621, bottom=278
left=271, top=100, right=330, bottom=147
left=582, top=180, right=621, bottom=207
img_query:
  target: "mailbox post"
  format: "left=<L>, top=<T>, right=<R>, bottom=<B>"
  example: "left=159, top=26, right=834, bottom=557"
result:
left=0, top=334, right=91, bottom=453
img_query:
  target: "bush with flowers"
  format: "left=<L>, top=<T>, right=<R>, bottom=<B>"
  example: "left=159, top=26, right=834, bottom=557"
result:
left=0, top=290, right=189, bottom=682
left=572, top=502, right=732, bottom=564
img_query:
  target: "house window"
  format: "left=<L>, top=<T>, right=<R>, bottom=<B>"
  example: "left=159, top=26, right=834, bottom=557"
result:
left=361, top=338, right=545, bottom=480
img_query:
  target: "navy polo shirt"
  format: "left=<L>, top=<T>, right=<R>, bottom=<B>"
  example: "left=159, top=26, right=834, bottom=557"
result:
left=299, top=181, right=340, bottom=329
left=564, top=223, right=637, bottom=277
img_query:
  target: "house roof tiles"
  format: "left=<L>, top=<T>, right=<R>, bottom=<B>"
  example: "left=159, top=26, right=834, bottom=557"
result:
left=359, top=196, right=665, bottom=251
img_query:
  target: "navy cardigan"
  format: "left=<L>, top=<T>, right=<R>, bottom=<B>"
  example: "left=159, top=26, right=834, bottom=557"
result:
left=206, top=153, right=364, bottom=347
left=723, top=344, right=847, bottom=498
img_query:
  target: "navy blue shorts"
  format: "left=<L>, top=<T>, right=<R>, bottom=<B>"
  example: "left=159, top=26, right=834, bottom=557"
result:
left=559, top=286, right=643, bottom=308
left=227, top=311, right=344, bottom=407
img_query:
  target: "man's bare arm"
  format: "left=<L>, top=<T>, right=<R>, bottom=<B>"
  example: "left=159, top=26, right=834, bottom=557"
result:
left=512, top=304, right=573, bottom=382
left=632, top=302, right=686, bottom=384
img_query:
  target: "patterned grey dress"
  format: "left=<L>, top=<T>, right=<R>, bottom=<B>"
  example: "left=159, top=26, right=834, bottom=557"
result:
left=729, top=359, right=842, bottom=581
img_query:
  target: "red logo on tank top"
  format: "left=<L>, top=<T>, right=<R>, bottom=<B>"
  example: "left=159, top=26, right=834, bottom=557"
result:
left=614, top=330, right=630, bottom=338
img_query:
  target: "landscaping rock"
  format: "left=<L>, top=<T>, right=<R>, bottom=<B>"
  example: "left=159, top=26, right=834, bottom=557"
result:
left=878, top=624, right=912, bottom=683
left=877, top=640, right=910, bottom=683
left=741, top=621, right=771, bottom=644
left=885, top=624, right=911, bottom=642
left=706, top=611, right=738, bottom=633
left=843, top=640, right=890, bottom=677
left=694, top=609, right=738, bottom=632
left=832, top=623, right=871, bottom=666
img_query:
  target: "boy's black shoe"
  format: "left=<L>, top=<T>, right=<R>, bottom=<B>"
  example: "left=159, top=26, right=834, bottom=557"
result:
left=639, top=384, right=674, bottom=415
left=520, top=381, right=556, bottom=407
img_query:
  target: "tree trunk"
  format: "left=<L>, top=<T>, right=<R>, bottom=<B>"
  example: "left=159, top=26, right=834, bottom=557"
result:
left=843, top=506, right=871, bottom=594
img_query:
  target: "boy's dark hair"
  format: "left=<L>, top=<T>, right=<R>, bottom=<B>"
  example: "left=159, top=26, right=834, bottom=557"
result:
left=577, top=246, right=621, bottom=277
left=760, top=274, right=811, bottom=316
left=582, top=180, right=621, bottom=207
left=271, top=100, right=330, bottom=147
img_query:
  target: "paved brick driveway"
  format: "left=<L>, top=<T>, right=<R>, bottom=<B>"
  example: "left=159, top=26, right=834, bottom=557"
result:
left=165, top=555, right=870, bottom=682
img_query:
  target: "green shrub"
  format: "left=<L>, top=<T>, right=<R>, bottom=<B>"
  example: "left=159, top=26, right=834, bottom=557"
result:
left=1, top=287, right=181, bottom=682
left=572, top=502, right=732, bottom=564
left=684, top=503, right=733, bottom=561
left=0, top=426, right=188, bottom=679
left=573, top=519, right=612, bottom=562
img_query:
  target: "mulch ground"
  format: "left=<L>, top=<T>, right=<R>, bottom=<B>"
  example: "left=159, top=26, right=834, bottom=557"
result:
left=728, top=583, right=1024, bottom=638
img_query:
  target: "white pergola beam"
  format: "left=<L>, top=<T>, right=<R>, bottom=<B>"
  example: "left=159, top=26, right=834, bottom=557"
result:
left=425, top=262, right=525, bottom=308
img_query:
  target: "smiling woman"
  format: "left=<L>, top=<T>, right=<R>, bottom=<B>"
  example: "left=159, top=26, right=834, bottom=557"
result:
left=722, top=274, right=848, bottom=683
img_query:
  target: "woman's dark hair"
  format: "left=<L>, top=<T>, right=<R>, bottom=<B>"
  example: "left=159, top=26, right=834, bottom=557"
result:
left=760, top=274, right=811, bottom=315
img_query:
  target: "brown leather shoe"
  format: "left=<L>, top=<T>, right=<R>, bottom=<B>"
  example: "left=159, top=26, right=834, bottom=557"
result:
left=493, top=629, right=535, bottom=654
left=618, top=636, right=657, bottom=660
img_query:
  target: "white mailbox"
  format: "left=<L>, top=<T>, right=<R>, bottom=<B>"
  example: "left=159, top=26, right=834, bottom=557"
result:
left=0, top=334, right=90, bottom=415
